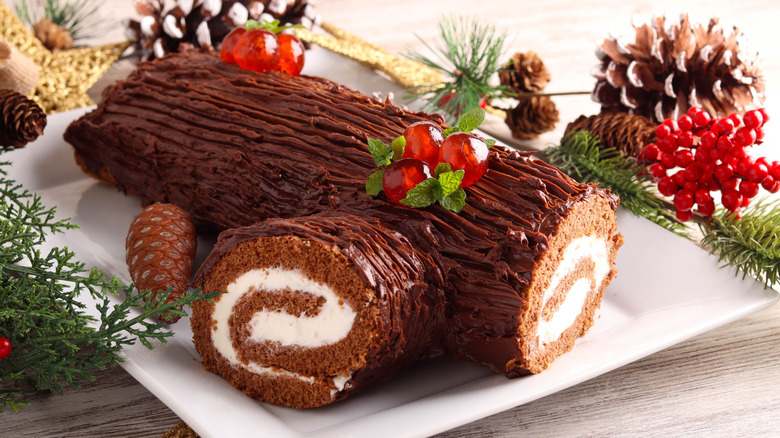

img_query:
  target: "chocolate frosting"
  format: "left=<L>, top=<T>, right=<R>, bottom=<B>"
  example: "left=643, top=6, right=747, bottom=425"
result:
left=64, top=50, right=619, bottom=374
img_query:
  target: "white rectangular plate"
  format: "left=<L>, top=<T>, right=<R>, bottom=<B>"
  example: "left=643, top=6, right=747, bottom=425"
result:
left=6, top=98, right=777, bottom=437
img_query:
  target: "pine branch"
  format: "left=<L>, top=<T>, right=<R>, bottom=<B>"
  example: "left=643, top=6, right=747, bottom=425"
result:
left=701, top=199, right=780, bottom=289
left=407, top=15, right=510, bottom=124
left=546, top=131, right=689, bottom=235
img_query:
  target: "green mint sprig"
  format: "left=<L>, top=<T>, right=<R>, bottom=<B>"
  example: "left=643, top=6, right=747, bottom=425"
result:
left=245, top=19, right=307, bottom=33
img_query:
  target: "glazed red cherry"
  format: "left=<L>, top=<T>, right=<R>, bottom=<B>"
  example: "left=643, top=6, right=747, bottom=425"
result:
left=402, top=121, right=444, bottom=168
left=276, top=33, right=305, bottom=75
left=438, top=132, right=489, bottom=187
left=234, top=28, right=279, bottom=73
left=382, top=158, right=432, bottom=205
left=220, top=27, right=246, bottom=63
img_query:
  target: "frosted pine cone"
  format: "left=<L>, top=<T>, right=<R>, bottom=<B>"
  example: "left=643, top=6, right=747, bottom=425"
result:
left=592, top=14, right=765, bottom=123
left=127, top=0, right=321, bottom=61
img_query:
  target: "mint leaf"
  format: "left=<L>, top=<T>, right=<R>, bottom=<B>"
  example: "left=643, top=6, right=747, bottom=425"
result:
left=246, top=18, right=306, bottom=32
left=391, top=135, right=406, bottom=161
left=439, top=187, right=467, bottom=213
left=366, top=169, right=385, bottom=196
left=457, top=107, right=486, bottom=133
left=443, top=126, right=459, bottom=137
left=484, top=138, right=496, bottom=148
left=400, top=178, right=438, bottom=208
left=436, top=170, right=464, bottom=197
left=434, top=162, right=452, bottom=177
left=367, top=138, right=393, bottom=167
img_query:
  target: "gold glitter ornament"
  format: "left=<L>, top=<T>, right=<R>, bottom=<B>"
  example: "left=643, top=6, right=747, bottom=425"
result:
left=295, top=22, right=442, bottom=91
left=0, top=3, right=129, bottom=113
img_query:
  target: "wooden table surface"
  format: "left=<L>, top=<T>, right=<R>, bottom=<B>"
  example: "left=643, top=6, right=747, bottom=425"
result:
left=6, top=0, right=780, bottom=436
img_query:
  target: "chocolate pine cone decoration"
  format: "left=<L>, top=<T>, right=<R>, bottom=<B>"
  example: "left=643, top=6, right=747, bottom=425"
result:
left=127, top=0, right=320, bottom=61
left=499, top=51, right=551, bottom=93
left=565, top=112, right=656, bottom=158
left=0, top=89, right=46, bottom=148
left=506, top=96, right=559, bottom=140
left=592, top=14, right=765, bottom=123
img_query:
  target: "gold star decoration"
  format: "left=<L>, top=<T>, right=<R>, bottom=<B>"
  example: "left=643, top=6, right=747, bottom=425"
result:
left=0, top=2, right=129, bottom=113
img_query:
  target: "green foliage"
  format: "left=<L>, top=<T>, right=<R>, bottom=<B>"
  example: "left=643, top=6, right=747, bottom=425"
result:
left=407, top=15, right=509, bottom=124
left=0, top=164, right=217, bottom=413
left=702, top=200, right=780, bottom=289
left=546, top=132, right=687, bottom=235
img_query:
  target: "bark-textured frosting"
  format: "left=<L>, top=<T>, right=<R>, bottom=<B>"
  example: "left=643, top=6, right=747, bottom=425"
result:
left=64, top=50, right=620, bottom=375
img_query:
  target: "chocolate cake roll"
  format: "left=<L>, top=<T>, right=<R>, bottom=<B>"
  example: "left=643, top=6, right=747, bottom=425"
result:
left=64, top=50, right=623, bottom=405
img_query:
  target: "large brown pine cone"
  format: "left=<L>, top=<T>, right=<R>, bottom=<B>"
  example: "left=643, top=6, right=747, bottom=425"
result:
left=0, top=89, right=47, bottom=149
left=127, top=0, right=320, bottom=61
left=505, top=96, right=559, bottom=140
left=592, top=14, right=765, bottom=123
left=498, top=51, right=551, bottom=94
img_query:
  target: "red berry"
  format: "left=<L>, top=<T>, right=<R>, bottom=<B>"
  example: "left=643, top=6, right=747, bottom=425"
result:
left=734, top=127, right=757, bottom=147
left=402, top=121, right=444, bottom=168
left=661, top=152, right=677, bottom=169
left=758, top=108, right=770, bottom=124
left=684, top=163, right=702, bottom=181
left=722, top=153, right=737, bottom=165
left=678, top=115, right=693, bottom=131
left=693, top=110, right=711, bottom=128
left=438, top=132, right=489, bottom=187
left=694, top=189, right=712, bottom=205
left=716, top=135, right=733, bottom=152
left=713, top=163, right=734, bottom=182
left=658, top=177, right=678, bottom=196
left=674, top=150, right=694, bottom=168
left=677, top=130, right=694, bottom=148
left=729, top=145, right=747, bottom=159
left=683, top=181, right=699, bottom=194
left=770, top=162, right=780, bottom=180
left=694, top=147, right=710, bottom=163
left=649, top=162, right=667, bottom=180
left=717, top=118, right=735, bottom=134
left=739, top=180, right=760, bottom=198
left=697, top=199, right=716, bottom=217
left=234, top=28, right=280, bottom=73
left=700, top=173, right=718, bottom=191
left=755, top=126, right=766, bottom=142
left=702, top=161, right=717, bottom=174
left=755, top=157, right=770, bottom=169
left=687, top=107, right=699, bottom=117
left=747, top=163, right=769, bottom=184
left=641, top=144, right=661, bottom=161
left=655, top=124, right=672, bottom=139
left=674, top=190, right=694, bottom=211
left=722, top=177, right=739, bottom=191
left=762, top=176, right=780, bottom=193
left=708, top=148, right=722, bottom=161
left=676, top=209, right=693, bottom=222
left=220, top=27, right=246, bottom=63
left=0, top=337, right=10, bottom=359
left=729, top=113, right=742, bottom=127
left=382, top=159, right=432, bottom=205
left=736, top=157, right=755, bottom=176
left=722, top=189, right=742, bottom=211
left=276, top=34, right=305, bottom=75
left=663, top=118, right=679, bottom=131
left=658, top=135, right=678, bottom=153
left=672, top=170, right=686, bottom=188
left=743, top=110, right=763, bottom=129
left=700, top=131, right=717, bottom=150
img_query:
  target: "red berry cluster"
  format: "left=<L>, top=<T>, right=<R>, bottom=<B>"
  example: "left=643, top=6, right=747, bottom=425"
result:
left=220, top=21, right=305, bottom=76
left=640, top=107, right=774, bottom=221
left=382, top=122, right=490, bottom=205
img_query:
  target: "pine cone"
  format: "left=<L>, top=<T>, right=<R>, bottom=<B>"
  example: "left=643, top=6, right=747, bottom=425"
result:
left=0, top=89, right=47, bottom=149
left=127, top=0, right=321, bottom=61
left=592, top=14, right=765, bottom=123
left=564, top=113, right=656, bottom=158
left=32, top=18, right=74, bottom=52
left=499, top=51, right=551, bottom=94
left=505, top=97, right=559, bottom=140
left=126, top=203, right=197, bottom=323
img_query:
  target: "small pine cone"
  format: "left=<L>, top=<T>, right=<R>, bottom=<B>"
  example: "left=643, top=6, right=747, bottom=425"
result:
left=505, top=96, right=559, bottom=140
left=0, top=89, right=47, bottom=149
left=126, top=203, right=197, bottom=323
left=33, top=18, right=74, bottom=52
left=564, top=112, right=656, bottom=158
left=499, top=51, right=551, bottom=94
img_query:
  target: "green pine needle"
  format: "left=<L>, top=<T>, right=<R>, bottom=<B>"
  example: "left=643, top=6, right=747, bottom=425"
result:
left=407, top=15, right=509, bottom=124
left=546, top=132, right=688, bottom=235
left=702, top=200, right=780, bottom=289
left=0, top=163, right=218, bottom=413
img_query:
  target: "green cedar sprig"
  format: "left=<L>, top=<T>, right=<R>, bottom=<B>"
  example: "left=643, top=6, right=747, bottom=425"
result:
left=546, top=131, right=688, bottom=235
left=366, top=107, right=493, bottom=213
left=0, top=164, right=218, bottom=413
left=406, top=15, right=510, bottom=124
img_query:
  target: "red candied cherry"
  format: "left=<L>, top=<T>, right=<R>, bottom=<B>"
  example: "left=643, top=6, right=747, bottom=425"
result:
left=734, top=127, right=757, bottom=148
left=234, top=28, right=280, bottom=73
left=743, top=110, right=764, bottom=129
left=438, top=132, right=489, bottom=187
left=649, top=163, right=667, bottom=180
left=658, top=176, right=678, bottom=196
left=673, top=190, right=694, bottom=211
left=717, top=118, right=735, bottom=134
left=722, top=189, right=743, bottom=211
left=402, top=121, right=444, bottom=168
left=0, top=337, right=10, bottom=359
left=678, top=115, right=693, bottom=131
left=693, top=110, right=711, bottom=128
left=276, top=33, right=305, bottom=76
left=220, top=27, right=246, bottom=63
left=382, top=158, right=432, bottom=205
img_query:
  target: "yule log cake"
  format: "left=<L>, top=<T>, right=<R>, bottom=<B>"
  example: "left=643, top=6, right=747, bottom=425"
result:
left=64, top=50, right=624, bottom=408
